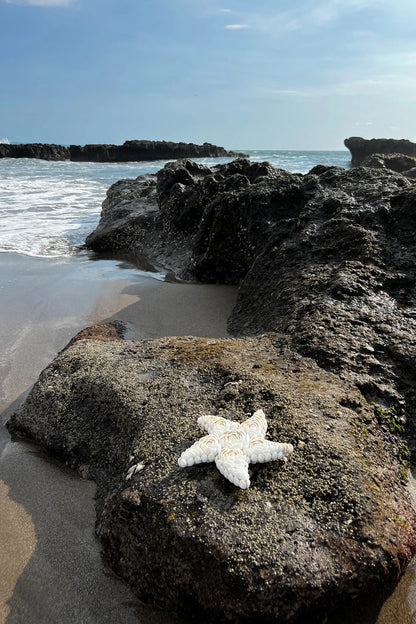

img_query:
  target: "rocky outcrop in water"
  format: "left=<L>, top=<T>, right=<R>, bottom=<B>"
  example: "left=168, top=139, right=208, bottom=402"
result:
left=85, top=158, right=299, bottom=282
left=9, top=158, right=416, bottom=622
left=8, top=329, right=416, bottom=624
left=0, top=142, right=70, bottom=160
left=360, top=153, right=416, bottom=177
left=345, top=136, right=416, bottom=166
left=0, top=140, right=246, bottom=162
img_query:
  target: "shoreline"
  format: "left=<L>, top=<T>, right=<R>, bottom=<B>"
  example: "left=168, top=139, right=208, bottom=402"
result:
left=0, top=252, right=237, bottom=624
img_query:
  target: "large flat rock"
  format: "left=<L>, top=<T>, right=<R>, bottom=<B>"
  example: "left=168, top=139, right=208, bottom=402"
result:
left=8, top=332, right=416, bottom=623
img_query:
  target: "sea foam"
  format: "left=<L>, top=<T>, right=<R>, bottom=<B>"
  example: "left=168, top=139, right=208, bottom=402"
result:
left=0, top=151, right=350, bottom=258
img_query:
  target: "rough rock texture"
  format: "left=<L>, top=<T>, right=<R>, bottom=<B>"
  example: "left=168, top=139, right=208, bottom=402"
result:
left=69, top=140, right=246, bottom=162
left=0, top=142, right=70, bottom=160
left=228, top=166, right=416, bottom=452
left=86, top=158, right=304, bottom=282
left=63, top=321, right=125, bottom=349
left=8, top=334, right=416, bottom=623
left=345, top=137, right=416, bottom=166
left=403, top=167, right=416, bottom=180
left=0, top=140, right=246, bottom=162
left=85, top=170, right=191, bottom=274
left=361, top=153, right=416, bottom=176
left=86, top=159, right=416, bottom=453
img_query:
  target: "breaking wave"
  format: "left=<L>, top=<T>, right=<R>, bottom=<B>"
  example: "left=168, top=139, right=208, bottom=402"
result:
left=0, top=150, right=350, bottom=257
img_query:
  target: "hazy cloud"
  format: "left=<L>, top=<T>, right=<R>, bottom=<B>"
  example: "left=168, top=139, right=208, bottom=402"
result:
left=2, top=0, right=75, bottom=6
left=225, top=23, right=249, bottom=30
left=260, top=72, right=416, bottom=99
left=306, top=0, right=388, bottom=26
left=235, top=0, right=389, bottom=35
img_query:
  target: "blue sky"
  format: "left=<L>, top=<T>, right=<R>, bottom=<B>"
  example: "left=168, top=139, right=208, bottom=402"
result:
left=1, top=0, right=416, bottom=149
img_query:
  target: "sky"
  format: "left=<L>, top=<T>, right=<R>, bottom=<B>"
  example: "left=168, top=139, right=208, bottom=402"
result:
left=0, top=0, right=416, bottom=150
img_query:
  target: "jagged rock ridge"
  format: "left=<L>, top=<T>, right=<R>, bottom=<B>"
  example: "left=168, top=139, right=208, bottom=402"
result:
left=0, top=140, right=246, bottom=162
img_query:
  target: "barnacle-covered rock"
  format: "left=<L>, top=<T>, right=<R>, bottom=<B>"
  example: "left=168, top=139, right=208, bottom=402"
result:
left=8, top=334, right=416, bottom=624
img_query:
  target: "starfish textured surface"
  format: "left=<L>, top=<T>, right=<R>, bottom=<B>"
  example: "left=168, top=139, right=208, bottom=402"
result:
left=178, top=409, right=293, bottom=489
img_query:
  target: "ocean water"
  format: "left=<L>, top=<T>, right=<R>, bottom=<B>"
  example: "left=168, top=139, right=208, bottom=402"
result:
left=0, top=150, right=350, bottom=258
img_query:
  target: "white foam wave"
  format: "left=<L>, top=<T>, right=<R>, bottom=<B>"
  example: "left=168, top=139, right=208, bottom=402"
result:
left=0, top=156, right=240, bottom=257
left=0, top=138, right=10, bottom=144
left=0, top=152, right=350, bottom=257
left=0, top=161, right=108, bottom=257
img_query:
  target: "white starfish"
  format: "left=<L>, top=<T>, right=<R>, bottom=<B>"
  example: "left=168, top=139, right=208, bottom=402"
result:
left=178, top=409, right=293, bottom=489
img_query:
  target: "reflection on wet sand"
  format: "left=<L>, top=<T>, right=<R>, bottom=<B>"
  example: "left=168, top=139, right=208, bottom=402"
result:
left=0, top=480, right=36, bottom=623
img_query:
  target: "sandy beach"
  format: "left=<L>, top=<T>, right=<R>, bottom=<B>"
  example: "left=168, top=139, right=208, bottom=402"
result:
left=0, top=252, right=237, bottom=624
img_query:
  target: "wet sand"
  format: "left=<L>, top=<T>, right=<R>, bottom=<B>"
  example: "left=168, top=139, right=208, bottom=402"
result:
left=0, top=252, right=237, bottom=624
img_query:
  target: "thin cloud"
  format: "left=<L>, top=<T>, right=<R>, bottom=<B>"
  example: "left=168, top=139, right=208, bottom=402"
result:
left=2, top=0, right=75, bottom=6
left=260, top=73, right=416, bottom=99
left=307, top=0, right=387, bottom=27
left=274, top=78, right=386, bottom=97
left=234, top=0, right=388, bottom=36
left=224, top=24, right=249, bottom=30
left=269, top=89, right=302, bottom=96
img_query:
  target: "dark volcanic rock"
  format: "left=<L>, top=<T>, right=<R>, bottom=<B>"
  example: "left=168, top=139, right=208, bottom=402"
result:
left=84, top=171, right=193, bottom=274
left=86, top=158, right=305, bottom=282
left=228, top=166, right=416, bottom=451
left=8, top=334, right=416, bottom=623
left=345, top=136, right=416, bottom=166
left=403, top=167, right=416, bottom=180
left=361, top=152, right=416, bottom=175
left=87, top=160, right=416, bottom=452
left=0, top=140, right=246, bottom=162
left=0, top=142, right=70, bottom=160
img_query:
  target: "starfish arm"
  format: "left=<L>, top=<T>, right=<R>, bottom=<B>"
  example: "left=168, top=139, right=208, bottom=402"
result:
left=215, top=448, right=250, bottom=489
left=247, top=438, right=294, bottom=464
left=197, top=415, right=239, bottom=435
left=240, top=409, right=268, bottom=438
left=178, top=434, right=220, bottom=468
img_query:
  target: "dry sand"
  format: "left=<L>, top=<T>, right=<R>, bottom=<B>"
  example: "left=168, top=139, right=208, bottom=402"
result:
left=0, top=252, right=236, bottom=624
